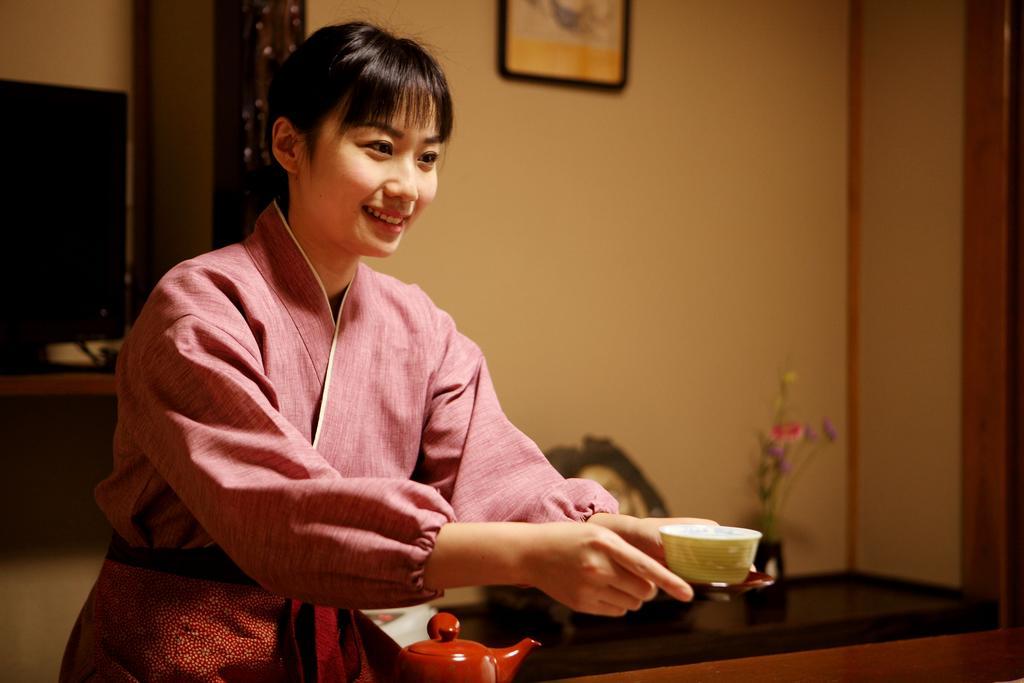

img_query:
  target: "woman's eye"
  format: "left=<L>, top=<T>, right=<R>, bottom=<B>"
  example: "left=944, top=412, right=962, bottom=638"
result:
left=367, top=141, right=393, bottom=155
left=419, top=151, right=439, bottom=167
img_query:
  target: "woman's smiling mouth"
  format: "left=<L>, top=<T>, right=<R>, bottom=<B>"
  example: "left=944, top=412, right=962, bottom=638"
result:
left=363, top=206, right=407, bottom=226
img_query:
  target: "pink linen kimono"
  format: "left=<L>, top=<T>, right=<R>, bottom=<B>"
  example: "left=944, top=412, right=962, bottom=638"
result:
left=60, top=203, right=618, bottom=682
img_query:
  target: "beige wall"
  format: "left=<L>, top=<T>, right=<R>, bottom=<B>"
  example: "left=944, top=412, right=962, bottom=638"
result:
left=0, top=0, right=131, bottom=91
left=858, top=0, right=964, bottom=587
left=310, top=0, right=849, bottom=575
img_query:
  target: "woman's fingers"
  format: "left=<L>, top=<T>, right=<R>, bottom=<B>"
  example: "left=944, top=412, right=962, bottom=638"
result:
left=593, top=603, right=629, bottom=617
left=526, top=522, right=694, bottom=615
left=595, top=585, right=646, bottom=614
left=605, top=560, right=658, bottom=603
left=605, top=532, right=694, bottom=602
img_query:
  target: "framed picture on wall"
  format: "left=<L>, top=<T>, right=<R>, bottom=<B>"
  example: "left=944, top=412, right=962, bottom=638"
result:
left=498, top=0, right=630, bottom=90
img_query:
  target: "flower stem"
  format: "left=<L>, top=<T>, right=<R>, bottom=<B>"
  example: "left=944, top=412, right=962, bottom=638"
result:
left=776, top=442, right=826, bottom=516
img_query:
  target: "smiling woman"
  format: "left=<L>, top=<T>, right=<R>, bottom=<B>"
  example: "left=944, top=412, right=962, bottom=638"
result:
left=261, top=24, right=452, bottom=315
left=273, top=117, right=442, bottom=314
left=59, top=21, right=710, bottom=682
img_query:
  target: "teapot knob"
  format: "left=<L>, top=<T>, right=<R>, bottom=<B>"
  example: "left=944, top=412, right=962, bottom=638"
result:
left=427, top=612, right=460, bottom=642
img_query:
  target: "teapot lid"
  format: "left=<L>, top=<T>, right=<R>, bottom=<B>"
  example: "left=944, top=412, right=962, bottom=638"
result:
left=407, top=613, right=489, bottom=658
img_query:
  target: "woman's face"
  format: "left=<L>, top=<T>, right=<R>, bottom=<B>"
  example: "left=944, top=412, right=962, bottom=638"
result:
left=287, top=113, right=442, bottom=261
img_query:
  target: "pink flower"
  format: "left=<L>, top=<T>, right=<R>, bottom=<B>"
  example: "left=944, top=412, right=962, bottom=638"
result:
left=770, top=422, right=805, bottom=443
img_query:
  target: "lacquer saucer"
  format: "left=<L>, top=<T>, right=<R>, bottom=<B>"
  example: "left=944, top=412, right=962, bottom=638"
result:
left=690, top=571, right=775, bottom=601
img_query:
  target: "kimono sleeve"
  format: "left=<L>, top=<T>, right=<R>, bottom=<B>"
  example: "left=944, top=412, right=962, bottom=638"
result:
left=117, top=313, right=456, bottom=609
left=415, top=312, right=619, bottom=522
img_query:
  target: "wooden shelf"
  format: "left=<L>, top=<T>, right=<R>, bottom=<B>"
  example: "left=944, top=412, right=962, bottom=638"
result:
left=0, top=372, right=116, bottom=396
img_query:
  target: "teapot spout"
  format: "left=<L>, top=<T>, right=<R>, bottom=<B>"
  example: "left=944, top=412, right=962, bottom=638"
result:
left=494, top=638, right=541, bottom=683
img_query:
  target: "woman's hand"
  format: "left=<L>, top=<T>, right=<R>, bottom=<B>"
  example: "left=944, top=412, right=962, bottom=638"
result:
left=587, top=514, right=718, bottom=564
left=423, top=521, right=694, bottom=617
left=519, top=522, right=693, bottom=616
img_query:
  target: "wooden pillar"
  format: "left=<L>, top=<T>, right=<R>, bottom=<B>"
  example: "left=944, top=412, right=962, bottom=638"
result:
left=963, top=0, right=1023, bottom=628
left=214, top=0, right=305, bottom=248
left=846, top=0, right=862, bottom=572
left=131, top=0, right=153, bottom=318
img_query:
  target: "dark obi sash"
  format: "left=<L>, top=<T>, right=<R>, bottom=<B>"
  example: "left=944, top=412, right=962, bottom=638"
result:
left=106, top=531, right=259, bottom=585
left=59, top=534, right=399, bottom=682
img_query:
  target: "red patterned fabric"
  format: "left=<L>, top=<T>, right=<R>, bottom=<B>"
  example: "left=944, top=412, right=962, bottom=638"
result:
left=60, top=560, right=400, bottom=682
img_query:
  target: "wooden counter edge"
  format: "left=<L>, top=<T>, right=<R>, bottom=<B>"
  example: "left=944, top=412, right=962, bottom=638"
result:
left=544, top=627, right=1024, bottom=682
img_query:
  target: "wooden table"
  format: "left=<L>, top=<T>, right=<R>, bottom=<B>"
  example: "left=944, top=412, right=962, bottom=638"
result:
left=462, top=574, right=996, bottom=681
left=547, top=627, right=1024, bottom=682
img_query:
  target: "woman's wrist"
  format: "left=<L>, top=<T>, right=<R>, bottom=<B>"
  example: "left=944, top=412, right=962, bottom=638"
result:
left=587, top=512, right=639, bottom=538
left=422, top=522, right=536, bottom=591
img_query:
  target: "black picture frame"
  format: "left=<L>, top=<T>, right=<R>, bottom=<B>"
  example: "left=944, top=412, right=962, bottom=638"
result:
left=498, top=0, right=630, bottom=90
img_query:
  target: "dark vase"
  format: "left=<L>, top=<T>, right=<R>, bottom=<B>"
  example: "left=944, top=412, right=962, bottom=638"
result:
left=754, top=539, right=785, bottom=581
left=748, top=539, right=787, bottom=616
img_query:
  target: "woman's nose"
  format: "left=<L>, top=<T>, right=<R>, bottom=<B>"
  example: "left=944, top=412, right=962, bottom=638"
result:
left=384, top=161, right=419, bottom=201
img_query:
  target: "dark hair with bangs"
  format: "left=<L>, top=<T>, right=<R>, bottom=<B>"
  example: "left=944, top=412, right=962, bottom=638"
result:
left=253, top=22, right=453, bottom=210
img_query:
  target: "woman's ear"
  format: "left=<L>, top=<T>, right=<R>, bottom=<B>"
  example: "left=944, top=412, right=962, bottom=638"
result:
left=271, top=117, right=303, bottom=175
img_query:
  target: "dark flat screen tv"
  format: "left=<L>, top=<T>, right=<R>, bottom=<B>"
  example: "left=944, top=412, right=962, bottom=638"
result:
left=0, top=79, right=127, bottom=371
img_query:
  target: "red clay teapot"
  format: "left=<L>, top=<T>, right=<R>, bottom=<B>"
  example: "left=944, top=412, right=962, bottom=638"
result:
left=396, top=612, right=540, bottom=682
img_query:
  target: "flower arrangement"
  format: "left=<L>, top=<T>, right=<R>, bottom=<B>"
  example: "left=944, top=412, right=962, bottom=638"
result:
left=756, top=370, right=837, bottom=542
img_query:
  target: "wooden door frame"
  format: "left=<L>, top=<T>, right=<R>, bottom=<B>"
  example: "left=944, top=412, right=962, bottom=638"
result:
left=963, top=0, right=1023, bottom=628
left=131, top=0, right=305, bottom=303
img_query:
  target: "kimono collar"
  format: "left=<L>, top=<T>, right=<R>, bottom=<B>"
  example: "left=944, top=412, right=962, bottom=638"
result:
left=244, top=202, right=361, bottom=378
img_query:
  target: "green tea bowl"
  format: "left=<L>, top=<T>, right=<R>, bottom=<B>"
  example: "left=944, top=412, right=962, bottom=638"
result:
left=659, top=524, right=762, bottom=585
